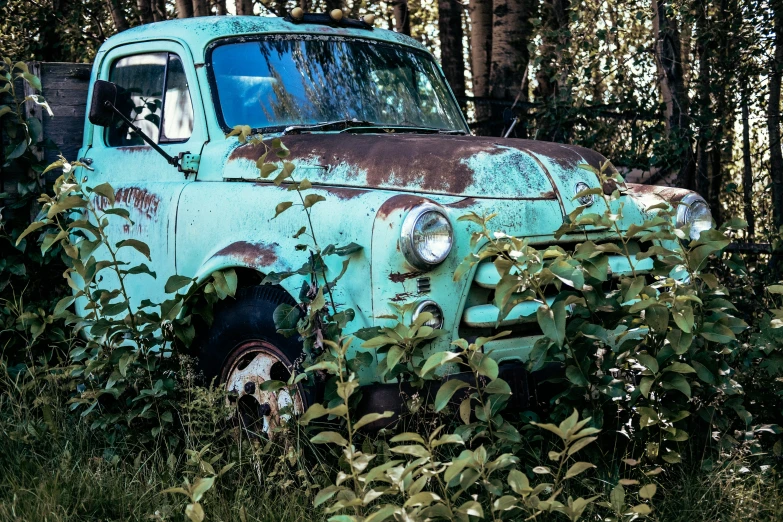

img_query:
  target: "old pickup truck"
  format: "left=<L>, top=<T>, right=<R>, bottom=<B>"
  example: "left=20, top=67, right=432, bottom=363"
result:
left=45, top=13, right=713, bottom=430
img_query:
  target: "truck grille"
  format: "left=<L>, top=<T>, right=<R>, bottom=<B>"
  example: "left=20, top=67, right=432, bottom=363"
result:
left=458, top=240, right=653, bottom=363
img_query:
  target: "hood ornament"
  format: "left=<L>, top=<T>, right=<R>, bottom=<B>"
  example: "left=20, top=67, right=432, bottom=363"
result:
left=574, top=182, right=595, bottom=207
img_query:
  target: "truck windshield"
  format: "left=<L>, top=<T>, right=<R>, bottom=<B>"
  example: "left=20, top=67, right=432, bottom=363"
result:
left=208, top=37, right=468, bottom=133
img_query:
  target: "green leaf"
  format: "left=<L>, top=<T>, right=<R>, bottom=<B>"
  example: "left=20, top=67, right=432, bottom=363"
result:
left=476, top=354, right=499, bottom=380
left=485, top=378, right=512, bottom=395
left=23, top=72, right=41, bottom=91
left=191, top=476, right=215, bottom=502
left=92, top=183, right=115, bottom=205
left=663, top=362, right=696, bottom=374
left=310, top=431, right=349, bottom=447
left=353, top=411, right=394, bottom=431
left=507, top=469, right=530, bottom=495
left=566, top=365, right=588, bottom=386
left=564, top=461, right=596, bottom=479
left=434, top=379, right=469, bottom=411
left=420, top=351, right=461, bottom=376
left=165, top=275, right=194, bottom=293
left=116, top=239, right=151, bottom=260
left=303, top=194, right=326, bottom=209
left=537, top=301, right=566, bottom=347
left=274, top=201, right=293, bottom=218
left=637, top=353, right=659, bottom=374
left=273, top=303, right=300, bottom=330
left=638, top=483, right=657, bottom=499
left=672, top=304, right=694, bottom=333
left=16, top=221, right=47, bottom=245
left=333, top=242, right=363, bottom=256
left=661, top=374, right=691, bottom=399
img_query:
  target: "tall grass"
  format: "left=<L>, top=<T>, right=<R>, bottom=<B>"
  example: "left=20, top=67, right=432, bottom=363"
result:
left=2, top=360, right=781, bottom=522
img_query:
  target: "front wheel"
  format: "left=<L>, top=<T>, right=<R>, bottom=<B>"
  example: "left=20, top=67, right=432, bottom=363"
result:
left=199, top=285, right=309, bottom=436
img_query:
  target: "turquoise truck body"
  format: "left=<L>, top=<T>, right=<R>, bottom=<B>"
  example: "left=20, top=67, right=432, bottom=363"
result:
left=75, top=16, right=696, bottom=385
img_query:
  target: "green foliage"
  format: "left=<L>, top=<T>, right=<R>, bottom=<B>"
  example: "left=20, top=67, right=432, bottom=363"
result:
left=453, top=161, right=752, bottom=464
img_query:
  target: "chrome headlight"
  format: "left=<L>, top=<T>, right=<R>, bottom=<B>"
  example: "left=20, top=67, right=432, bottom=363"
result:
left=413, top=300, right=444, bottom=329
left=400, top=204, right=453, bottom=269
left=676, top=193, right=714, bottom=240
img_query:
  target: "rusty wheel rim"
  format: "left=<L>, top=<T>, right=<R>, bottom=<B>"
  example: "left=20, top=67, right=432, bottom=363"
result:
left=222, top=340, right=304, bottom=436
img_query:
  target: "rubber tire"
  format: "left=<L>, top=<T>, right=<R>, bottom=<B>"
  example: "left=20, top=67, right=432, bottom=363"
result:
left=199, top=285, right=305, bottom=391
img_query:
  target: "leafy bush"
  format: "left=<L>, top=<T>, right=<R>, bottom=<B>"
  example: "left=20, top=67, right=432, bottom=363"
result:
left=2, top=107, right=783, bottom=521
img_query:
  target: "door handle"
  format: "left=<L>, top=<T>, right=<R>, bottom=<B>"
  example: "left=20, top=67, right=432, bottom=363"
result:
left=78, top=157, right=95, bottom=171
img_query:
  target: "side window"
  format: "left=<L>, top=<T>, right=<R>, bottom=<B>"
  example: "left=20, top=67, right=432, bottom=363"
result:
left=107, top=52, right=194, bottom=147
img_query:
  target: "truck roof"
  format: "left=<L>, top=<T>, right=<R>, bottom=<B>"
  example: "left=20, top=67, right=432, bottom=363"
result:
left=98, top=15, right=428, bottom=60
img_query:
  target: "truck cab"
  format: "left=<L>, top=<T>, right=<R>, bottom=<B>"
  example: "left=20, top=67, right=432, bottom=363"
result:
left=77, top=14, right=713, bottom=427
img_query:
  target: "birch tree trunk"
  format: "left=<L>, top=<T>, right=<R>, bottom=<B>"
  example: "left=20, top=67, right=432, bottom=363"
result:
left=488, top=0, right=532, bottom=136
left=742, top=94, right=755, bottom=239
left=105, top=0, right=130, bottom=31
left=468, top=0, right=492, bottom=132
left=438, top=0, right=466, bottom=99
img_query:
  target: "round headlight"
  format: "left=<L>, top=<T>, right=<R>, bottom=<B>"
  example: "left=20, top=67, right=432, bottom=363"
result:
left=400, top=205, right=453, bottom=269
left=413, top=300, right=444, bottom=329
left=676, top=193, right=714, bottom=240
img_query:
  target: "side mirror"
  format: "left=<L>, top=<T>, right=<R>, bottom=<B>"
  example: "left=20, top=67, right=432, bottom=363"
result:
left=88, top=80, right=118, bottom=127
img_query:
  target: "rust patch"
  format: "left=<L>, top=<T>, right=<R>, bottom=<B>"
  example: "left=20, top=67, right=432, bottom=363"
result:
left=391, top=292, right=415, bottom=302
left=229, top=133, right=613, bottom=195
left=389, top=270, right=424, bottom=283
left=229, top=134, right=512, bottom=195
left=116, top=146, right=149, bottom=154
left=377, top=194, right=432, bottom=220
left=215, top=241, right=278, bottom=266
left=540, top=190, right=557, bottom=200
left=94, top=186, right=161, bottom=220
left=626, top=183, right=690, bottom=202
left=447, top=197, right=478, bottom=209
left=320, top=186, right=369, bottom=200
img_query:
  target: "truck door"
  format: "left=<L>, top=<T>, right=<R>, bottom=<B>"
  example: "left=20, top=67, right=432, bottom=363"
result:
left=80, top=41, right=207, bottom=308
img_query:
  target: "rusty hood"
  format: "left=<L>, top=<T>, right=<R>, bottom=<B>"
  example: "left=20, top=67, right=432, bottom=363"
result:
left=225, top=133, right=609, bottom=206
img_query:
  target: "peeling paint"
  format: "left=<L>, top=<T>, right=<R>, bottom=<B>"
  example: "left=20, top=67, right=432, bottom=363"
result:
left=214, top=241, right=279, bottom=266
left=389, top=270, right=424, bottom=283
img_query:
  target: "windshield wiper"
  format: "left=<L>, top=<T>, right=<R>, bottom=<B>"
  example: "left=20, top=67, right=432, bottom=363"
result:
left=283, top=119, right=377, bottom=134
left=283, top=119, right=468, bottom=135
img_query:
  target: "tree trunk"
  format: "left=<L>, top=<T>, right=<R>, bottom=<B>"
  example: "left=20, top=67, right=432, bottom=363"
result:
left=137, top=0, right=154, bottom=24
left=652, top=0, right=695, bottom=189
left=153, top=0, right=166, bottom=20
left=438, top=0, right=466, bottom=99
left=742, top=95, right=755, bottom=239
left=488, top=0, right=533, bottom=136
left=215, top=0, right=227, bottom=15
left=300, top=0, right=308, bottom=10
left=770, top=0, right=783, bottom=230
left=534, top=0, right=571, bottom=141
left=468, top=0, right=492, bottom=133
left=193, top=0, right=208, bottom=16
left=392, top=0, right=411, bottom=35
left=694, top=0, right=712, bottom=200
left=326, top=0, right=344, bottom=12
left=235, top=0, right=253, bottom=15
left=105, top=0, right=130, bottom=31
left=176, top=0, right=193, bottom=17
